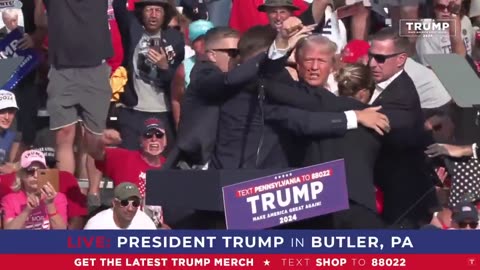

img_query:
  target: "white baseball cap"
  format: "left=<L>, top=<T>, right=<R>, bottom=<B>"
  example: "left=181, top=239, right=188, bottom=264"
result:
left=0, top=90, right=18, bottom=111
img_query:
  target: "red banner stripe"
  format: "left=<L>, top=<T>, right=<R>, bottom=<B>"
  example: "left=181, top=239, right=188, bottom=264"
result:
left=0, top=254, right=478, bottom=269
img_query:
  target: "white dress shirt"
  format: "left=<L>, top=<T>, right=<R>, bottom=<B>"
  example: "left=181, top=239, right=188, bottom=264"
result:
left=369, top=70, right=403, bottom=105
left=267, top=42, right=358, bottom=130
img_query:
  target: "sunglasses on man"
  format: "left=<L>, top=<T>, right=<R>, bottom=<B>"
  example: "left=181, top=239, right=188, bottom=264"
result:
left=211, top=48, right=240, bottom=58
left=117, top=198, right=141, bottom=208
left=368, top=52, right=404, bottom=64
left=458, top=221, right=478, bottom=229
left=143, top=130, right=164, bottom=139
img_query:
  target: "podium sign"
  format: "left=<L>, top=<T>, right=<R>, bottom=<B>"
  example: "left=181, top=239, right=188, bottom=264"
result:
left=222, top=159, right=349, bottom=230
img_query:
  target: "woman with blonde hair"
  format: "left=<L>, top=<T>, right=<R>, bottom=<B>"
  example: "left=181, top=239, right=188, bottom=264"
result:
left=335, top=63, right=376, bottom=104
left=335, top=63, right=384, bottom=215
left=1, top=150, right=67, bottom=230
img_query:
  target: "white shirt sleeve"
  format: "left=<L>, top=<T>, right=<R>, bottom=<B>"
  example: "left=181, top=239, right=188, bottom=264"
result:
left=472, top=143, right=478, bottom=159
left=344, top=110, right=358, bottom=130
left=268, top=40, right=289, bottom=60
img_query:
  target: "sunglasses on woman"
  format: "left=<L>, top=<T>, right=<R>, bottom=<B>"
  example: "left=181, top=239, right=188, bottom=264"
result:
left=24, top=167, right=41, bottom=176
left=143, top=130, right=164, bottom=139
left=435, top=3, right=450, bottom=11
left=118, top=198, right=141, bottom=208
left=435, top=3, right=460, bottom=14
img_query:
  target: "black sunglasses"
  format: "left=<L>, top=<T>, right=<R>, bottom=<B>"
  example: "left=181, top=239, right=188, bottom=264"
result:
left=119, top=198, right=141, bottom=208
left=458, top=221, right=478, bottom=229
left=171, top=25, right=181, bottom=31
left=368, top=52, right=404, bottom=64
left=435, top=3, right=449, bottom=11
left=212, top=48, right=240, bottom=58
left=143, top=130, right=164, bottom=139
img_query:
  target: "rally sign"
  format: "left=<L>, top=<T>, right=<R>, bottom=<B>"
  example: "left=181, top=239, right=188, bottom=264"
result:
left=222, top=159, right=349, bottom=230
left=0, top=28, right=40, bottom=90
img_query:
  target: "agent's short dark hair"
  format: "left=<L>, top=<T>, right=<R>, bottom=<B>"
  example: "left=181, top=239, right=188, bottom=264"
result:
left=369, top=27, right=410, bottom=53
left=204, top=27, right=240, bottom=49
left=238, top=25, right=277, bottom=60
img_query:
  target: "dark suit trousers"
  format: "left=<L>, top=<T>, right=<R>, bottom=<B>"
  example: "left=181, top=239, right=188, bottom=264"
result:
left=332, top=202, right=386, bottom=229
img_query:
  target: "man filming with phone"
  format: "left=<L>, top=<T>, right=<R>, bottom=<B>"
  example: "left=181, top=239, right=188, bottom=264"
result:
left=110, top=0, right=184, bottom=158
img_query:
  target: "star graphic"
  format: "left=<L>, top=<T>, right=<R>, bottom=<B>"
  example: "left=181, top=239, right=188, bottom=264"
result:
left=263, top=260, right=270, bottom=266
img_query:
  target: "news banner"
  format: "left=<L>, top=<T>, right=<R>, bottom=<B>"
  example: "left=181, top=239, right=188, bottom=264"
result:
left=1, top=231, right=480, bottom=269
left=1, top=160, right=480, bottom=269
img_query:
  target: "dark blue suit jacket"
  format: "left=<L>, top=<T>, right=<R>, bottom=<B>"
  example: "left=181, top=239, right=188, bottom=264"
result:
left=371, top=71, right=438, bottom=226
left=174, top=52, right=269, bottom=166
left=261, top=71, right=380, bottom=212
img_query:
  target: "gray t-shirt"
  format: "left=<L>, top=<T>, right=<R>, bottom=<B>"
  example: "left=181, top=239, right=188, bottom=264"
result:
left=404, top=58, right=452, bottom=109
left=416, top=17, right=474, bottom=66
left=132, top=33, right=169, bottom=113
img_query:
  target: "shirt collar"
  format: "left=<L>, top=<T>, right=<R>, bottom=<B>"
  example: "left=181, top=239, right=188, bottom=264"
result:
left=377, top=70, right=403, bottom=90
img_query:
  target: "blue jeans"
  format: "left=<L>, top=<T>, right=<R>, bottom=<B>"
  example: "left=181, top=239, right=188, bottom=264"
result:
left=206, top=0, right=231, bottom=26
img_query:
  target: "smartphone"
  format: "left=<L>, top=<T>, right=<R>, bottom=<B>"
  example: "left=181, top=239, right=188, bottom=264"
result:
left=149, top=38, right=162, bottom=53
left=37, top=169, right=60, bottom=192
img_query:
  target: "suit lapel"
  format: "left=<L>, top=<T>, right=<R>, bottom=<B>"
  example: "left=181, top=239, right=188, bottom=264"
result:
left=372, top=71, right=405, bottom=105
left=372, top=91, right=383, bottom=106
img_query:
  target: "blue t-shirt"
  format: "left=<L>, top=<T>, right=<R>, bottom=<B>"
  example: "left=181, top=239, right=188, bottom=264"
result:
left=0, top=129, right=16, bottom=164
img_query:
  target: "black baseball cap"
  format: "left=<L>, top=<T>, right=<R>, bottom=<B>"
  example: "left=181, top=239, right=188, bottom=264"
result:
left=36, top=146, right=57, bottom=167
left=452, top=202, right=479, bottom=223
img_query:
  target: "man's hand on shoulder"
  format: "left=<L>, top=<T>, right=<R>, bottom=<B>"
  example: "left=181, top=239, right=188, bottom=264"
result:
left=355, top=106, right=390, bottom=135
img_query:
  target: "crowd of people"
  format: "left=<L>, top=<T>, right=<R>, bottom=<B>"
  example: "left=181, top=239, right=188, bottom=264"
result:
left=0, top=0, right=479, bottom=230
